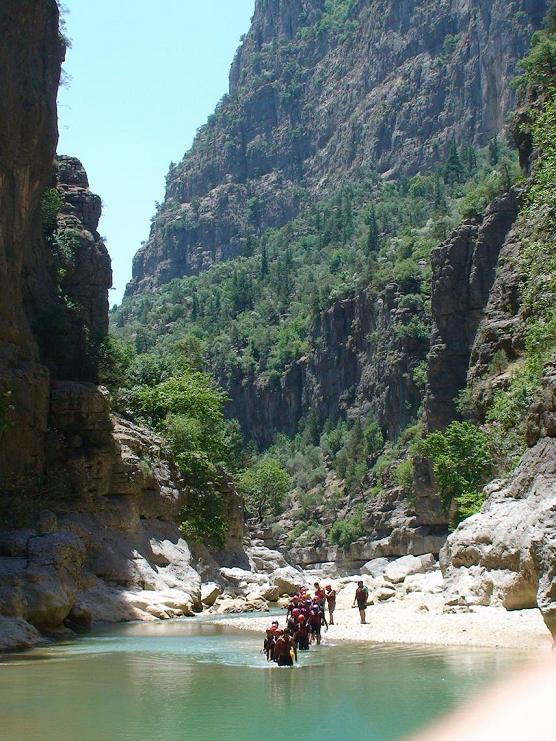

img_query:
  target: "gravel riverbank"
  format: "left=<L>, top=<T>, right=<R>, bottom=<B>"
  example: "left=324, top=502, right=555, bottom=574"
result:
left=213, top=599, right=550, bottom=650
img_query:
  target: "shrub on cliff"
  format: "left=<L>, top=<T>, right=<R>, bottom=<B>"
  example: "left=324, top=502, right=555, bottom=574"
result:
left=420, top=421, right=493, bottom=525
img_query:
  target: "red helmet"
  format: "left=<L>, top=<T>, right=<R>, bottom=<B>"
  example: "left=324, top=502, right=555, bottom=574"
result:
left=298, top=614, right=306, bottom=622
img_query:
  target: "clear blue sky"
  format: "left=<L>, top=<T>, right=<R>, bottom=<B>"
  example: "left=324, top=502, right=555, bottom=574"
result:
left=58, top=0, right=255, bottom=305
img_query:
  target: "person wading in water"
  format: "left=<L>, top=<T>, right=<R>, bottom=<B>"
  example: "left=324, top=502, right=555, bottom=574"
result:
left=274, top=629, right=297, bottom=666
left=325, top=584, right=336, bottom=625
left=353, top=581, right=369, bottom=624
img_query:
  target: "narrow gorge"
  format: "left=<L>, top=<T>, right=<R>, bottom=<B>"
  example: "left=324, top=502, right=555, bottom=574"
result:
left=1, top=0, right=556, bottom=691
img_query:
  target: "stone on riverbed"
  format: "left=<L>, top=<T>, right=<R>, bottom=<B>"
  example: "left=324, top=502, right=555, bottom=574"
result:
left=375, top=586, right=397, bottom=602
left=0, top=617, right=43, bottom=651
left=201, top=583, right=223, bottom=606
left=404, top=571, right=444, bottom=594
left=360, top=558, right=392, bottom=578
left=220, top=567, right=268, bottom=587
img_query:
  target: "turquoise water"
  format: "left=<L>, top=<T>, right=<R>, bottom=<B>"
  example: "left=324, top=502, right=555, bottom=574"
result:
left=0, top=618, right=528, bottom=741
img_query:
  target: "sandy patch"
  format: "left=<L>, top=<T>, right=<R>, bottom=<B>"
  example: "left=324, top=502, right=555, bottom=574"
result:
left=213, top=597, right=550, bottom=650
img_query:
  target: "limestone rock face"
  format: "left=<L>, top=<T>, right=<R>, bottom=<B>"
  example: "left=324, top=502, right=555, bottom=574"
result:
left=441, top=433, right=556, bottom=631
left=225, top=282, right=428, bottom=449
left=128, top=0, right=545, bottom=294
left=424, top=192, right=520, bottom=433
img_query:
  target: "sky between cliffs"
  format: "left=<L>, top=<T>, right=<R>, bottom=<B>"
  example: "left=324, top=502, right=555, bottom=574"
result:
left=58, top=0, right=255, bottom=305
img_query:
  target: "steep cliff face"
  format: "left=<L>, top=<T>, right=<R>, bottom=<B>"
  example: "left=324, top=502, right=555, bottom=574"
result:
left=225, top=281, right=428, bottom=448
left=0, top=0, right=65, bottom=495
left=423, top=191, right=520, bottom=432
left=0, top=2, right=250, bottom=650
left=128, top=0, right=546, bottom=294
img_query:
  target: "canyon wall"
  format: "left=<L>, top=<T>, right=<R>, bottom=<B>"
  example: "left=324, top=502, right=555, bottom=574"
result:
left=128, top=0, right=546, bottom=294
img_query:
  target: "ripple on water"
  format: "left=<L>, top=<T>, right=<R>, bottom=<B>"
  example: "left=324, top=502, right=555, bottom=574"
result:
left=0, top=619, right=533, bottom=741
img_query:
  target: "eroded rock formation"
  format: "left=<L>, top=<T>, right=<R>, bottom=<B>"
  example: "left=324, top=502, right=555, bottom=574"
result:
left=441, top=362, right=556, bottom=636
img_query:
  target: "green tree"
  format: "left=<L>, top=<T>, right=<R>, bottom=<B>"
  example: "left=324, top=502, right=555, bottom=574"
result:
left=366, top=205, right=380, bottom=253
left=239, top=457, right=293, bottom=522
left=488, top=136, right=500, bottom=166
left=444, top=139, right=465, bottom=185
left=260, top=240, right=269, bottom=278
left=420, top=421, right=493, bottom=524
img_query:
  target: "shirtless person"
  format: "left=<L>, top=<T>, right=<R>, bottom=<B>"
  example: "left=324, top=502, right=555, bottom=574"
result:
left=325, top=584, right=336, bottom=625
left=353, top=581, right=369, bottom=624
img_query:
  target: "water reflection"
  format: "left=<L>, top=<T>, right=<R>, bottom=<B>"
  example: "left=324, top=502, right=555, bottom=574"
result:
left=0, top=619, right=532, bottom=741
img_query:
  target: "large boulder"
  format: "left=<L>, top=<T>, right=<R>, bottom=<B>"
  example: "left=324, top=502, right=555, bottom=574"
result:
left=0, top=617, right=43, bottom=651
left=404, top=571, right=444, bottom=594
left=360, top=558, right=392, bottom=578
left=271, top=566, right=306, bottom=596
left=220, top=567, right=268, bottom=587
left=384, top=554, right=436, bottom=584
left=441, top=437, right=556, bottom=627
left=201, top=583, right=223, bottom=606
left=247, top=546, right=288, bottom=573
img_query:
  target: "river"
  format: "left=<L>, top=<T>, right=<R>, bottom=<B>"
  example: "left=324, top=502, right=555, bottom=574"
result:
left=0, top=616, right=529, bottom=740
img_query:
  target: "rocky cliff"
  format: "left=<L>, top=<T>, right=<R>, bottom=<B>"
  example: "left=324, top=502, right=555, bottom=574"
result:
left=226, top=280, right=429, bottom=448
left=0, top=1, right=250, bottom=650
left=128, top=0, right=546, bottom=294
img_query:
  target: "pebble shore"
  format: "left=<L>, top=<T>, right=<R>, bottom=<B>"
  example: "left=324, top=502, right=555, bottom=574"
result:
left=214, top=599, right=550, bottom=650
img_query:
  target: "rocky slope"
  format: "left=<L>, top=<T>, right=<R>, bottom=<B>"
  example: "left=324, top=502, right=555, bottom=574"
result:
left=128, top=0, right=546, bottom=294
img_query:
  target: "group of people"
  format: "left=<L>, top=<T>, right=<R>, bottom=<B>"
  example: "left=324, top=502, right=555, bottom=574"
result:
left=262, top=580, right=370, bottom=666
left=263, top=582, right=333, bottom=666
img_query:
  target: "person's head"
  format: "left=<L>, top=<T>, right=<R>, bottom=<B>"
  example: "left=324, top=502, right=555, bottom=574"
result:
left=314, top=582, right=320, bottom=589
left=298, top=614, right=305, bottom=623
left=283, top=629, right=290, bottom=638
left=325, top=585, right=332, bottom=592
left=358, top=581, right=364, bottom=588
left=266, top=628, right=273, bottom=635
left=272, top=620, right=279, bottom=628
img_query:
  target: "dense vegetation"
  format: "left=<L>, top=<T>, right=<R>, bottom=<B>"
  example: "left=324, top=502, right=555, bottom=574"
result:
left=108, top=9, right=556, bottom=550
left=114, top=142, right=518, bottom=387
left=110, top=137, right=519, bottom=548
left=421, top=5, right=556, bottom=525
left=455, top=9, right=556, bottom=484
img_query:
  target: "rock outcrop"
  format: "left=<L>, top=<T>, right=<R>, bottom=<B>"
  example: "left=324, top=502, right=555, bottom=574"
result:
left=128, top=0, right=546, bottom=294
left=442, top=362, right=556, bottom=636
left=423, top=191, right=520, bottom=433
left=0, top=383, right=247, bottom=641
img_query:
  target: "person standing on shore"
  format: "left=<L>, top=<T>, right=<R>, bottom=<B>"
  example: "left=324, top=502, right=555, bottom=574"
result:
left=325, top=584, right=336, bottom=625
left=353, top=581, right=369, bottom=624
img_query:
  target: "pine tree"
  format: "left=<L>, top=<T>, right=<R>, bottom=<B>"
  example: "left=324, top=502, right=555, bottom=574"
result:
left=191, top=291, right=199, bottom=321
left=433, top=174, right=447, bottom=212
left=444, top=139, right=465, bottom=185
left=488, top=136, right=500, bottom=166
left=366, top=205, right=380, bottom=253
left=260, top=241, right=269, bottom=278
left=303, top=409, right=320, bottom=446
left=463, top=145, right=477, bottom=177
left=245, top=235, right=256, bottom=257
